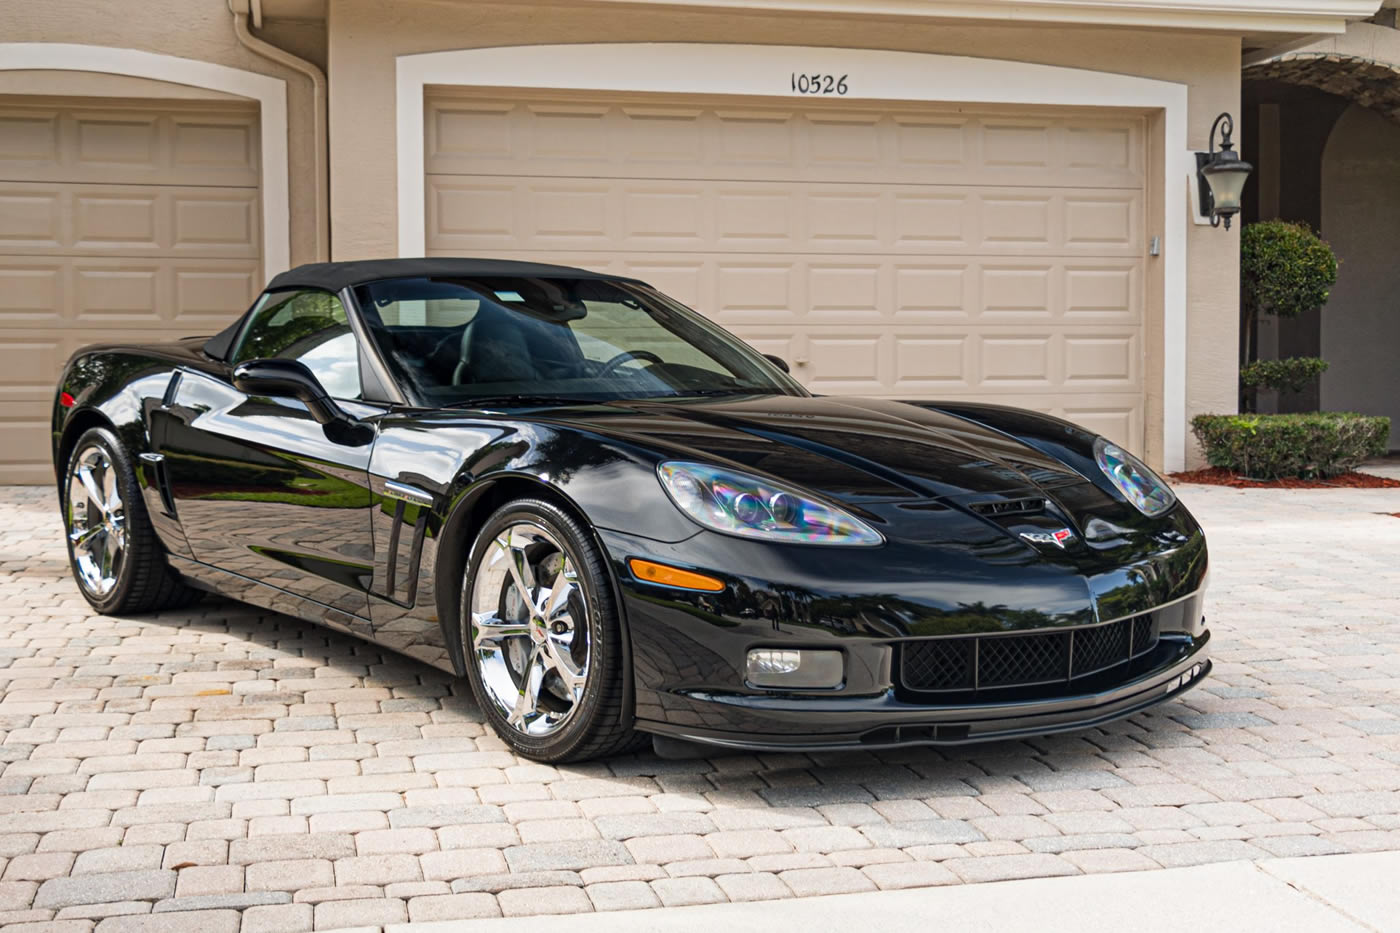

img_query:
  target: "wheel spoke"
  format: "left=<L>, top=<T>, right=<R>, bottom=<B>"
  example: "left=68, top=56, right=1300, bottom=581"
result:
left=496, top=532, right=538, bottom=611
left=77, top=466, right=107, bottom=516
left=105, top=525, right=123, bottom=563
left=540, top=635, right=587, bottom=697
left=70, top=525, right=102, bottom=549
left=93, top=529, right=113, bottom=581
left=471, top=611, right=531, bottom=651
left=539, top=559, right=576, bottom=621
left=100, top=462, right=119, bottom=515
left=506, top=645, right=544, bottom=727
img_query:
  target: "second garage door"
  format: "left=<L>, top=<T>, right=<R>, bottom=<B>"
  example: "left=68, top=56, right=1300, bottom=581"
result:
left=424, top=89, right=1147, bottom=450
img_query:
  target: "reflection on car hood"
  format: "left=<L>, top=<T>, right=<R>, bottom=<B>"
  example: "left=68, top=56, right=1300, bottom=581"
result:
left=544, top=394, right=1086, bottom=503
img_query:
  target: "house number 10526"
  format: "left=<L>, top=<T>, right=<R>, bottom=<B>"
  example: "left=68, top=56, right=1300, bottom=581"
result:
left=791, top=73, right=849, bottom=95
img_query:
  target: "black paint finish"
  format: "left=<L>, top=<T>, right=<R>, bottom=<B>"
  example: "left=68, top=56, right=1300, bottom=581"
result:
left=50, top=272, right=1210, bottom=753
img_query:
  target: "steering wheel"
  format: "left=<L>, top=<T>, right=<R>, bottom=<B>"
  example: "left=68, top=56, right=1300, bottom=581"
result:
left=598, top=349, right=663, bottom=378
left=423, top=327, right=469, bottom=384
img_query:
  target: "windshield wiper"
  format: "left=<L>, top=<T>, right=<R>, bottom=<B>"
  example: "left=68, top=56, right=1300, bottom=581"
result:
left=446, top=394, right=597, bottom=410
left=668, top=387, right=768, bottom=398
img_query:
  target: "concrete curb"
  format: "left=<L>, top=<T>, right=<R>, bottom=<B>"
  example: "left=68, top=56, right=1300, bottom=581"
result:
left=319, top=852, right=1400, bottom=932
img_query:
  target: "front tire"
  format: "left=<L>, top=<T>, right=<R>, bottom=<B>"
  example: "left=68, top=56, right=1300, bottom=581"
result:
left=62, top=426, right=201, bottom=615
left=461, top=498, right=636, bottom=762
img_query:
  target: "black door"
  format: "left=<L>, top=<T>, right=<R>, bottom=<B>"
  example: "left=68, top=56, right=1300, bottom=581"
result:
left=155, top=288, right=379, bottom=633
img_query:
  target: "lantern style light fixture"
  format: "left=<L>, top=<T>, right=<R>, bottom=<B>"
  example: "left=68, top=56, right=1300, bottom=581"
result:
left=1196, top=112, right=1253, bottom=230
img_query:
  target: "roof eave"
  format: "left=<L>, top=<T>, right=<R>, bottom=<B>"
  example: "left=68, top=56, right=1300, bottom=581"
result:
left=541, top=0, right=1383, bottom=35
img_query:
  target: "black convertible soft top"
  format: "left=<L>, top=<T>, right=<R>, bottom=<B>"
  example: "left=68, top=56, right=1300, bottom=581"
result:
left=205, top=258, right=647, bottom=360
left=267, top=257, right=644, bottom=294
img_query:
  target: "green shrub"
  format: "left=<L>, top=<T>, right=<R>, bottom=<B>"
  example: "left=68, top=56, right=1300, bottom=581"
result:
left=1239, top=356, right=1329, bottom=394
left=1240, top=221, right=1338, bottom=320
left=1191, top=412, right=1389, bottom=479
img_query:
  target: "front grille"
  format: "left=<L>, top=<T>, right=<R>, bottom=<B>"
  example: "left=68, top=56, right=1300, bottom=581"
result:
left=900, top=614, right=1159, bottom=695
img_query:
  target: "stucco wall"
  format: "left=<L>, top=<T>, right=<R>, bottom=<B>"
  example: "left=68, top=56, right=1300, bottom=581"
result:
left=325, top=0, right=1240, bottom=467
left=0, top=0, right=322, bottom=267
left=1321, top=103, right=1400, bottom=448
left=0, top=0, right=1243, bottom=467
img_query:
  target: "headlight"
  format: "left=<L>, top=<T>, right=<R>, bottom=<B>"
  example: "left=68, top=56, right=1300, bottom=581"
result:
left=1094, top=438, right=1176, bottom=517
left=657, top=461, right=883, bottom=546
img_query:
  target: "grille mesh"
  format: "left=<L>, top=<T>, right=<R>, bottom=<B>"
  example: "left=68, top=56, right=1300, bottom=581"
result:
left=1131, top=615, right=1156, bottom=656
left=900, top=638, right=973, bottom=691
left=1071, top=619, right=1130, bottom=677
left=979, top=632, right=1066, bottom=686
left=901, top=614, right=1158, bottom=694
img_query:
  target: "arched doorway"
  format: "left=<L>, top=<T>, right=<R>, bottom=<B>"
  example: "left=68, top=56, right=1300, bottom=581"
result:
left=1243, top=36, right=1400, bottom=445
left=1321, top=104, right=1400, bottom=447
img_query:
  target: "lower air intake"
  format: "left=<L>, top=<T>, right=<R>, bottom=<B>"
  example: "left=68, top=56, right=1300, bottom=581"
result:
left=900, top=614, right=1159, bottom=695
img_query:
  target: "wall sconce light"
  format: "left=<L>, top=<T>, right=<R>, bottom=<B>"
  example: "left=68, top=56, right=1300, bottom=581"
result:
left=1196, top=113, right=1253, bottom=230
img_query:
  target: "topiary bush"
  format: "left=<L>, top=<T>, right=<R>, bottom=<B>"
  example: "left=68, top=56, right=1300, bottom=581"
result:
left=1240, top=221, right=1337, bottom=321
left=1238, top=221, right=1339, bottom=411
left=1191, top=412, right=1389, bottom=479
left=1239, top=356, right=1329, bottom=394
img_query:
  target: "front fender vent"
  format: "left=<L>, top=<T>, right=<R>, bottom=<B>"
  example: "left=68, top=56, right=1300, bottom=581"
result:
left=968, top=497, right=1046, bottom=518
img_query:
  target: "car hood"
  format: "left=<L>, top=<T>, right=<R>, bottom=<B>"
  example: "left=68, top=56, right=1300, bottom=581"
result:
left=545, top=393, right=1087, bottom=504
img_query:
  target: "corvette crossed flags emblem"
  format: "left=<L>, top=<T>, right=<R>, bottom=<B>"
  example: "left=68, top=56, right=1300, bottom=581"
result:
left=1019, top=528, right=1075, bottom=549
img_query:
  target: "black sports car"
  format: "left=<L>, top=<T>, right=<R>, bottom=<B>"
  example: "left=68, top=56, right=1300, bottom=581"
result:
left=52, top=258, right=1209, bottom=762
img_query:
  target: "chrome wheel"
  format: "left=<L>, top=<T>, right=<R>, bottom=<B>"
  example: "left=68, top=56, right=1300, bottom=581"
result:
left=66, top=443, right=126, bottom=598
left=469, top=522, right=590, bottom=737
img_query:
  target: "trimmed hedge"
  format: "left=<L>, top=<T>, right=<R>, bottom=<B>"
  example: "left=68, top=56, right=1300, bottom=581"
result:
left=1239, top=356, right=1329, bottom=394
left=1191, top=412, right=1390, bottom=479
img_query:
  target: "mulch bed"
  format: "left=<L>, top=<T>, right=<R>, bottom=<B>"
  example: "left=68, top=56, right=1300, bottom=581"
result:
left=1168, top=467, right=1400, bottom=489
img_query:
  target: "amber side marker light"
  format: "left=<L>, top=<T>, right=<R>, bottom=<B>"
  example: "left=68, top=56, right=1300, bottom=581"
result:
left=628, top=558, right=725, bottom=592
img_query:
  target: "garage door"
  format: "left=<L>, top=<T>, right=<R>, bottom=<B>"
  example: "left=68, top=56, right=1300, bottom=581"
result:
left=0, top=96, right=262, bottom=483
left=424, top=89, right=1146, bottom=450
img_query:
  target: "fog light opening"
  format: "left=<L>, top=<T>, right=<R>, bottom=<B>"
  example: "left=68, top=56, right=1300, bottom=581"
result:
left=746, top=648, right=843, bottom=689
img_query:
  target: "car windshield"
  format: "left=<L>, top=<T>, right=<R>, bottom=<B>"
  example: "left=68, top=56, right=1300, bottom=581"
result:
left=353, top=275, right=805, bottom=406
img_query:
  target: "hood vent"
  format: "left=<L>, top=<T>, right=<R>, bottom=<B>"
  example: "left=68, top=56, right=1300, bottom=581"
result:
left=968, top=497, right=1046, bottom=518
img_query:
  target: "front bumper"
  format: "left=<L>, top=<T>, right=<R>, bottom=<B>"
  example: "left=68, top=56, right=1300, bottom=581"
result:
left=599, top=503, right=1210, bottom=752
left=640, top=632, right=1210, bottom=751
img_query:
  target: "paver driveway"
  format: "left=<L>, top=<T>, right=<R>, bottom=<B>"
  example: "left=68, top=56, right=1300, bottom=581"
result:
left=2, top=480, right=1399, bottom=932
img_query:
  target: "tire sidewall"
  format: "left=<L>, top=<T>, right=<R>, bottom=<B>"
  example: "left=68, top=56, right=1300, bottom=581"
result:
left=461, top=500, right=615, bottom=760
left=63, top=427, right=141, bottom=614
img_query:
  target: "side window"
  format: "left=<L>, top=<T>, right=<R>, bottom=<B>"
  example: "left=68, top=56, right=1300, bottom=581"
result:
left=232, top=290, right=362, bottom=399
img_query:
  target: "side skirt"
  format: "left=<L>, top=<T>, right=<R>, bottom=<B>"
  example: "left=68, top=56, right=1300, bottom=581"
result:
left=168, top=555, right=456, bottom=676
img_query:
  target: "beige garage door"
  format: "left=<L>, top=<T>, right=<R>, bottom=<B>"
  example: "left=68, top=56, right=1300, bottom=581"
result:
left=0, top=96, right=262, bottom=483
left=424, top=89, right=1146, bottom=449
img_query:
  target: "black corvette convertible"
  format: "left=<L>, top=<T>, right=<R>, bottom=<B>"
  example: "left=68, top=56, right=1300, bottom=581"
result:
left=52, top=258, right=1209, bottom=762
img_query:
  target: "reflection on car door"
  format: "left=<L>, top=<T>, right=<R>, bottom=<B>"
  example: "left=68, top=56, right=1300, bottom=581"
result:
left=153, top=289, right=379, bottom=636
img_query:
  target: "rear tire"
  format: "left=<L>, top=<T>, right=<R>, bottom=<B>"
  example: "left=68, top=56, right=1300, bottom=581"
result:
left=461, top=498, right=636, bottom=762
left=61, top=426, right=202, bottom=615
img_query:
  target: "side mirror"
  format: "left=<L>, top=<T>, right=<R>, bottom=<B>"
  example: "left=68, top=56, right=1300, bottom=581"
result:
left=762, top=353, right=791, bottom=374
left=232, top=359, right=367, bottom=443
